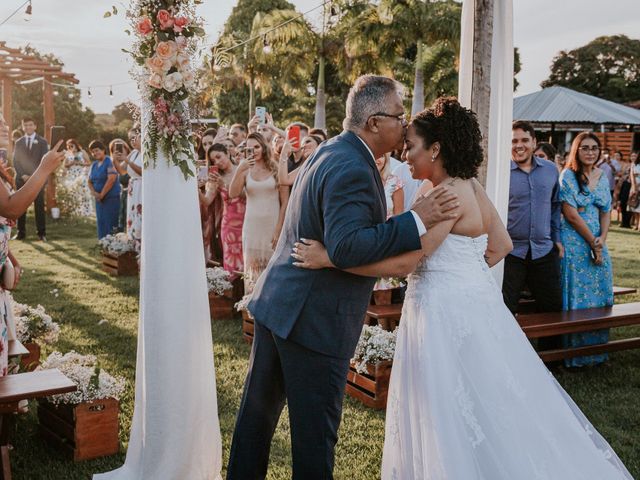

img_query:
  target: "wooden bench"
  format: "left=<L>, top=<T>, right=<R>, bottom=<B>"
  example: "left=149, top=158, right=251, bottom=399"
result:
left=518, top=302, right=640, bottom=362
left=518, top=286, right=636, bottom=314
left=0, top=369, right=76, bottom=479
left=365, top=304, right=402, bottom=330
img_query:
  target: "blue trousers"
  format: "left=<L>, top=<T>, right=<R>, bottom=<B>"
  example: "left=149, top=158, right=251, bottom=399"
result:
left=96, top=195, right=120, bottom=239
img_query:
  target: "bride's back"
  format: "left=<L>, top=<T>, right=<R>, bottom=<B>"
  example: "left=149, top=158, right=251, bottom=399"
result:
left=447, top=178, right=493, bottom=239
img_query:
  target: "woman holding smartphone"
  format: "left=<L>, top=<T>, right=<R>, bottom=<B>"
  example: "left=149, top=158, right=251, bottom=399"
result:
left=229, top=133, right=287, bottom=292
left=201, top=143, right=245, bottom=277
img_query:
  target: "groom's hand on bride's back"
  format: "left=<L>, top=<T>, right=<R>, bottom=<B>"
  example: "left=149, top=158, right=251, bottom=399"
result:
left=411, top=186, right=459, bottom=230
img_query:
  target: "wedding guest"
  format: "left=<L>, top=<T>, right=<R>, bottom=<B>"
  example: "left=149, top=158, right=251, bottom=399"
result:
left=88, top=140, right=121, bottom=239
left=221, top=138, right=238, bottom=164
left=12, top=117, right=48, bottom=241
left=285, top=122, right=311, bottom=173
left=613, top=151, right=632, bottom=228
left=229, top=133, right=287, bottom=292
left=597, top=154, right=615, bottom=200
left=629, top=151, right=640, bottom=230
left=503, top=121, right=563, bottom=324
left=560, top=132, right=613, bottom=367
left=534, top=142, right=556, bottom=162
left=309, top=128, right=328, bottom=141
left=278, top=135, right=322, bottom=187
left=125, top=128, right=143, bottom=252
left=554, top=153, right=566, bottom=173
left=196, top=128, right=218, bottom=162
left=201, top=144, right=245, bottom=277
left=109, top=139, right=131, bottom=233
left=63, top=139, right=93, bottom=217
left=229, top=123, right=247, bottom=146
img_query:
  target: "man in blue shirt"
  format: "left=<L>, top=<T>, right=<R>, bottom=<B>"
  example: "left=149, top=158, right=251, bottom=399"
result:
left=503, top=121, right=563, bottom=318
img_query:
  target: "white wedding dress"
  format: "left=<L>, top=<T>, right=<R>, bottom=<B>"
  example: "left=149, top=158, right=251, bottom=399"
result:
left=381, top=233, right=633, bottom=480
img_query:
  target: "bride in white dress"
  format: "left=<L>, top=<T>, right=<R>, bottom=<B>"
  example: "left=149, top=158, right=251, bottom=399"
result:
left=293, top=98, right=633, bottom=480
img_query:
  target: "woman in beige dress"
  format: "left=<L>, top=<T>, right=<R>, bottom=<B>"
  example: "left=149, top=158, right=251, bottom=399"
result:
left=230, top=132, right=288, bottom=292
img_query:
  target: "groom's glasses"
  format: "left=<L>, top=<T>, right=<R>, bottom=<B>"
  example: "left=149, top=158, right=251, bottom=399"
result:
left=369, top=112, right=408, bottom=126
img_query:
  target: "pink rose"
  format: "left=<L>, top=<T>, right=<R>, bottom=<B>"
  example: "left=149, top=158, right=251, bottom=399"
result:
left=136, top=17, right=153, bottom=36
left=157, top=9, right=174, bottom=30
left=148, top=73, right=163, bottom=89
left=155, top=41, right=178, bottom=62
left=173, top=16, right=189, bottom=33
left=146, top=55, right=171, bottom=74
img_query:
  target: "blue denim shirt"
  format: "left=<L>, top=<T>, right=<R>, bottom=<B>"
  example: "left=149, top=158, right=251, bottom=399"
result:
left=507, top=156, right=561, bottom=259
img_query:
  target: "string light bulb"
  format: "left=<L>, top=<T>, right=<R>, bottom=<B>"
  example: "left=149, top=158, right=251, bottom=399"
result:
left=87, top=87, right=92, bottom=98
left=24, top=1, right=32, bottom=21
left=109, top=86, right=114, bottom=98
left=262, top=35, right=272, bottom=54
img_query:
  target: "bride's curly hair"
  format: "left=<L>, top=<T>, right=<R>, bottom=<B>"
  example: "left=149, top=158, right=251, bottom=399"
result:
left=411, top=97, right=484, bottom=179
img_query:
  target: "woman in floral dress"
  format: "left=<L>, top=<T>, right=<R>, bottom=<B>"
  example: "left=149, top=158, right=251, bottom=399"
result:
left=560, top=132, right=613, bottom=367
left=200, top=143, right=245, bottom=278
left=63, top=139, right=94, bottom=217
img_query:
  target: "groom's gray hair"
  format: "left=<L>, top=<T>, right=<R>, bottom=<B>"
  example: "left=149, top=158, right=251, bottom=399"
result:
left=343, top=75, right=404, bottom=131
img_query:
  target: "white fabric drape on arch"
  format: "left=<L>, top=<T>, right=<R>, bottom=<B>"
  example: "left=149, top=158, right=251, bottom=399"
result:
left=458, top=0, right=514, bottom=285
left=94, top=111, right=222, bottom=480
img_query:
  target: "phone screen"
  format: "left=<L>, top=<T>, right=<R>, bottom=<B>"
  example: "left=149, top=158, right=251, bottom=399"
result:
left=287, top=126, right=301, bottom=148
left=50, top=126, right=66, bottom=152
left=255, top=106, right=266, bottom=125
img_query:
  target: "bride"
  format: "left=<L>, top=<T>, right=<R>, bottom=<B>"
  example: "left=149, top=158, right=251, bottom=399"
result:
left=292, top=98, right=633, bottom=479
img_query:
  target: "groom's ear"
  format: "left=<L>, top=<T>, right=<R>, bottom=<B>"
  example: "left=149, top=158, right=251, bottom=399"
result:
left=366, top=116, right=380, bottom=133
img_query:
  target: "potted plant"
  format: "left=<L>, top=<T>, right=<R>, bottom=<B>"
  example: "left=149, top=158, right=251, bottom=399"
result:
left=12, top=301, right=60, bottom=371
left=98, top=233, right=138, bottom=276
left=37, top=351, right=126, bottom=461
left=235, top=294, right=254, bottom=343
left=206, top=267, right=235, bottom=319
left=345, top=325, right=397, bottom=409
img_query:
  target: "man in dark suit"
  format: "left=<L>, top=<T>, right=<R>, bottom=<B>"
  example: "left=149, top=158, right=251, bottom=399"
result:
left=12, top=117, right=49, bottom=241
left=227, top=76, right=458, bottom=479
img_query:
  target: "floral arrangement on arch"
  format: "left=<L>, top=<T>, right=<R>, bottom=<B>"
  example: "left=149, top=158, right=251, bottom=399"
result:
left=99, top=233, right=137, bottom=257
left=206, top=267, right=233, bottom=296
left=39, top=351, right=126, bottom=406
left=12, top=301, right=60, bottom=345
left=351, top=325, right=397, bottom=374
left=127, top=0, right=205, bottom=178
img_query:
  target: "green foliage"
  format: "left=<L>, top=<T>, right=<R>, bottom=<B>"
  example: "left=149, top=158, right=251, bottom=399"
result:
left=542, top=35, right=640, bottom=103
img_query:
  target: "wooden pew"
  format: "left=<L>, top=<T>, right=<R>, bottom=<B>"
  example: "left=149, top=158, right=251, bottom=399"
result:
left=518, top=286, right=636, bottom=314
left=0, top=369, right=76, bottom=479
left=517, top=302, right=640, bottom=362
left=365, top=304, right=402, bottom=330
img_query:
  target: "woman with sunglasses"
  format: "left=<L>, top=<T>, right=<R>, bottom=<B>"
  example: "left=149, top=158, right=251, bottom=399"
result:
left=559, top=132, right=613, bottom=367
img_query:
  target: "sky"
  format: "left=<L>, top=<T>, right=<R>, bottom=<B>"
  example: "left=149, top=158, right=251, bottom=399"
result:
left=1, top=0, right=639, bottom=114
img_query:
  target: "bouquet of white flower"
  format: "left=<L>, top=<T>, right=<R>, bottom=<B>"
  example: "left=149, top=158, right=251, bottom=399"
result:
left=351, top=325, right=397, bottom=374
left=12, top=301, right=60, bottom=345
left=99, top=233, right=136, bottom=256
left=206, top=267, right=233, bottom=296
left=39, top=351, right=126, bottom=406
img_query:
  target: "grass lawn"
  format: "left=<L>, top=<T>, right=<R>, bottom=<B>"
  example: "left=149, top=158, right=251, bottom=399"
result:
left=7, top=216, right=640, bottom=479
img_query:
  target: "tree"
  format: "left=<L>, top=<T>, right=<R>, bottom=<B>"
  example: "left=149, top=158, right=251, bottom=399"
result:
left=541, top=35, right=640, bottom=103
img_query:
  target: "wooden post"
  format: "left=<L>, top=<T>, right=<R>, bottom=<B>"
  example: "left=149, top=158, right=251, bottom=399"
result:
left=42, top=76, right=56, bottom=210
left=470, top=0, right=494, bottom=187
left=1, top=78, right=12, bottom=163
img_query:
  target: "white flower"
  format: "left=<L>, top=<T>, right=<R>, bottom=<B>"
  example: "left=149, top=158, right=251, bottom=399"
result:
left=99, top=233, right=136, bottom=256
left=181, top=70, right=195, bottom=88
left=12, top=301, right=60, bottom=345
left=162, top=71, right=183, bottom=93
left=206, top=267, right=232, bottom=295
left=351, top=325, right=397, bottom=374
left=175, top=52, right=190, bottom=70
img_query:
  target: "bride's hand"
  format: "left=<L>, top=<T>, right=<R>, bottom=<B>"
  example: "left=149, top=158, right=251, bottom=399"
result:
left=291, top=238, right=334, bottom=269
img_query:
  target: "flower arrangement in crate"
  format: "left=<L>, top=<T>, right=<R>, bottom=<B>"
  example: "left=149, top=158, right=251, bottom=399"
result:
left=351, top=325, right=397, bottom=374
left=206, top=267, right=235, bottom=319
left=12, top=300, right=60, bottom=370
left=206, top=267, right=233, bottom=296
left=37, top=351, right=126, bottom=461
left=98, top=233, right=136, bottom=257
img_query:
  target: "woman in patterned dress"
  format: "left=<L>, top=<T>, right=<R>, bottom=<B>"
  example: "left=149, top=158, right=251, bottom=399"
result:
left=125, top=129, right=143, bottom=253
left=559, top=132, right=613, bottom=367
left=63, top=139, right=94, bottom=217
left=201, top=144, right=245, bottom=278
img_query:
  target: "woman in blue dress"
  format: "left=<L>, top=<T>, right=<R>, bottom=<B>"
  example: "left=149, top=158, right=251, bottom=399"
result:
left=87, top=140, right=121, bottom=239
left=559, top=132, right=613, bottom=367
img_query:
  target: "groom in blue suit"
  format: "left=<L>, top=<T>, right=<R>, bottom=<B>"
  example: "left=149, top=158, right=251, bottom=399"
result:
left=227, top=75, right=457, bottom=479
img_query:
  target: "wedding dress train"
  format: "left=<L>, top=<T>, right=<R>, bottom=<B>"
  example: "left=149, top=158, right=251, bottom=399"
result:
left=381, top=234, right=632, bottom=480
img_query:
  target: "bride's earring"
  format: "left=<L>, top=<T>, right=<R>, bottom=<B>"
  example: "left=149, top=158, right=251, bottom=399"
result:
left=431, top=155, right=436, bottom=162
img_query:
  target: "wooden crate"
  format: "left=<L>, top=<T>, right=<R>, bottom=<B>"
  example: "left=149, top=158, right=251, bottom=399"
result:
left=209, top=289, right=238, bottom=320
left=345, top=361, right=392, bottom=410
left=242, top=311, right=254, bottom=344
left=38, top=397, right=120, bottom=461
left=20, top=342, right=41, bottom=371
left=101, top=251, right=138, bottom=276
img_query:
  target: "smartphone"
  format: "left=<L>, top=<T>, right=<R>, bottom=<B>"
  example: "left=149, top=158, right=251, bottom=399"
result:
left=287, top=125, right=301, bottom=149
left=50, top=126, right=66, bottom=152
left=209, top=165, right=219, bottom=175
left=255, top=106, right=266, bottom=125
left=114, top=143, right=124, bottom=154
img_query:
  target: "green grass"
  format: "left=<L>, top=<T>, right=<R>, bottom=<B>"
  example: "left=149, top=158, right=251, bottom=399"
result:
left=7, top=217, right=640, bottom=479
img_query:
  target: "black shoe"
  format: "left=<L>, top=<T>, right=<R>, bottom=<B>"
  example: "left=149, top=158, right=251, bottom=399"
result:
left=11, top=233, right=25, bottom=241
left=38, top=234, right=47, bottom=242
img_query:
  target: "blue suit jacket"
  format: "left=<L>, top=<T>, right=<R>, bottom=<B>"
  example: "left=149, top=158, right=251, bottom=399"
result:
left=248, top=130, right=421, bottom=359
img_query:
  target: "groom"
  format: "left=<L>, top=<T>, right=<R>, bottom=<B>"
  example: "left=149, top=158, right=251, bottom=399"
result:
left=227, top=75, right=457, bottom=479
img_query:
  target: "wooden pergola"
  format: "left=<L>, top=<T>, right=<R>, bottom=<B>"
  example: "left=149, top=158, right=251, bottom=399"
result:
left=0, top=42, right=78, bottom=208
